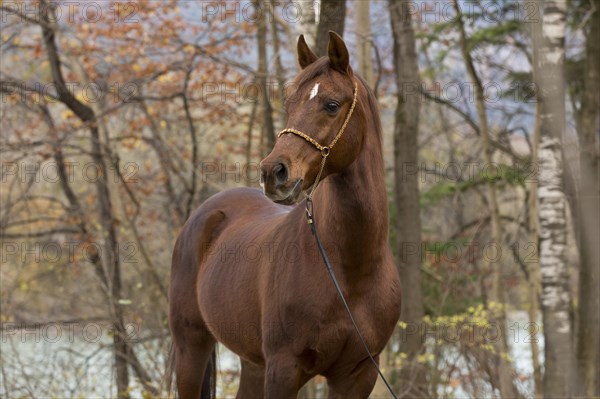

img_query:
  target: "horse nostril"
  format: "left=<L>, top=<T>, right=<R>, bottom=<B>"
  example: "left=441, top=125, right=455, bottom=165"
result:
left=274, top=163, right=288, bottom=186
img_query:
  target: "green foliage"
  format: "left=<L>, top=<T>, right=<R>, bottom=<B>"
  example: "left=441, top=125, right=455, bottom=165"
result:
left=420, top=162, right=529, bottom=207
left=566, top=0, right=595, bottom=29
left=467, top=20, right=522, bottom=52
left=421, top=237, right=485, bottom=316
left=423, top=265, right=484, bottom=316
left=416, top=21, right=455, bottom=51
left=421, top=181, right=463, bottom=208
left=503, top=71, right=536, bottom=103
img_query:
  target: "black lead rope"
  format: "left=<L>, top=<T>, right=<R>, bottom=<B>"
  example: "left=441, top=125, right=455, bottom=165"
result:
left=305, top=198, right=399, bottom=399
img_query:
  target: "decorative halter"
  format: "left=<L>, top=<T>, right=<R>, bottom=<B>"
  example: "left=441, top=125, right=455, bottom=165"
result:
left=277, top=81, right=359, bottom=204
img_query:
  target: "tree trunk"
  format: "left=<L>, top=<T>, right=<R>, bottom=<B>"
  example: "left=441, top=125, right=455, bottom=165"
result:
left=355, top=0, right=375, bottom=88
left=527, top=7, right=544, bottom=396
left=527, top=101, right=543, bottom=399
left=575, top=1, right=600, bottom=396
left=534, top=1, right=576, bottom=397
left=388, top=1, right=427, bottom=397
left=255, top=0, right=275, bottom=154
left=245, top=101, right=258, bottom=184
left=269, top=4, right=287, bottom=128
left=315, top=0, right=346, bottom=56
left=537, top=137, right=573, bottom=399
left=39, top=2, right=130, bottom=396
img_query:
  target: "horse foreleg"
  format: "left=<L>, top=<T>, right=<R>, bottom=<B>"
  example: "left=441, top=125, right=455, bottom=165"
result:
left=264, top=353, right=304, bottom=399
left=236, top=359, right=265, bottom=399
left=326, top=356, right=379, bottom=399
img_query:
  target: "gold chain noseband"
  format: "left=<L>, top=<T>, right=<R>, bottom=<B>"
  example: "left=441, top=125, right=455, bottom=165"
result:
left=277, top=81, right=358, bottom=202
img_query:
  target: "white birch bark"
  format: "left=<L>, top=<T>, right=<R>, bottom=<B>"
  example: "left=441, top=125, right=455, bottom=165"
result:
left=537, top=137, right=573, bottom=398
left=297, top=0, right=319, bottom=48
left=534, top=1, right=576, bottom=397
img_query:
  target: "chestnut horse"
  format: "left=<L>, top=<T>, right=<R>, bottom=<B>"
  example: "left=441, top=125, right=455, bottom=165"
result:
left=169, top=32, right=401, bottom=398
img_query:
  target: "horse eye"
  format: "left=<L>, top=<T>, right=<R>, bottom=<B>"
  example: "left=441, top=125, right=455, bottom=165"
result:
left=324, top=101, right=340, bottom=114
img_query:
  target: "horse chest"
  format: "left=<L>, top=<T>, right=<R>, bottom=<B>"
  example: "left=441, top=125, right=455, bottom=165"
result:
left=333, top=291, right=398, bottom=351
left=272, top=271, right=400, bottom=374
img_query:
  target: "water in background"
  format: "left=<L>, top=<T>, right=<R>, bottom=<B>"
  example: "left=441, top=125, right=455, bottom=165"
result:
left=1, top=311, right=542, bottom=398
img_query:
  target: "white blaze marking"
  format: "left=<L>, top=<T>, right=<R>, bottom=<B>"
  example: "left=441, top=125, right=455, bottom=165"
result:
left=309, top=83, right=319, bottom=100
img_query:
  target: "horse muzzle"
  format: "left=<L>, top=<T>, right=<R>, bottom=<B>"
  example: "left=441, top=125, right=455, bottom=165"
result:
left=260, top=162, right=304, bottom=205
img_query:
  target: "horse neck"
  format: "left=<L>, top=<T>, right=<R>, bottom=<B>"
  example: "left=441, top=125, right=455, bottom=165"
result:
left=313, top=120, right=389, bottom=276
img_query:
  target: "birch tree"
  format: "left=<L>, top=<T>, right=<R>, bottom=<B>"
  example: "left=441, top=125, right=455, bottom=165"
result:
left=527, top=4, right=544, bottom=396
left=534, top=1, right=576, bottom=397
left=297, top=0, right=318, bottom=48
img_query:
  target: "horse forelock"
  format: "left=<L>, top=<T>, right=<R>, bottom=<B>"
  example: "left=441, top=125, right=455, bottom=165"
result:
left=294, top=57, right=330, bottom=88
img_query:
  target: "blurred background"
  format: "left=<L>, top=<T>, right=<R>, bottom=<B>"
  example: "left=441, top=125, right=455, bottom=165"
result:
left=1, top=0, right=598, bottom=398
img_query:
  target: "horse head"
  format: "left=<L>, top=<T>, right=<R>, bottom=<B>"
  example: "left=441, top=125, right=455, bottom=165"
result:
left=260, top=32, right=366, bottom=205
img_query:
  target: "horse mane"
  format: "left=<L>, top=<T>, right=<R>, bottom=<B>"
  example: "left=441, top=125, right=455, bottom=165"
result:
left=292, top=58, right=383, bottom=142
left=355, top=73, right=383, bottom=143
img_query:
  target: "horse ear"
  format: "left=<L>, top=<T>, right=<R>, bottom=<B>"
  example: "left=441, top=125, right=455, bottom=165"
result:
left=327, top=31, right=351, bottom=74
left=297, top=35, right=318, bottom=69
